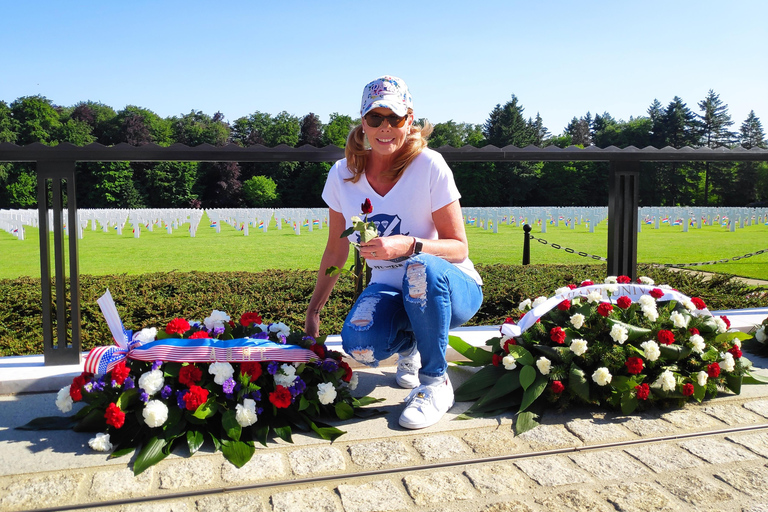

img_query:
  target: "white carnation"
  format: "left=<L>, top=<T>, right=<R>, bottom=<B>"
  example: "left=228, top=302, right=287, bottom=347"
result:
left=658, top=284, right=673, bottom=290
left=274, top=364, right=297, bottom=387
left=641, top=340, right=661, bottom=362
left=609, top=324, right=628, bottom=344
left=518, top=298, right=532, bottom=311
left=689, top=334, right=706, bottom=354
left=570, top=338, right=588, bottom=356
left=56, top=385, right=73, bottom=413
left=142, top=400, right=169, bottom=428
left=638, top=295, right=656, bottom=307
left=586, top=291, right=603, bottom=304
left=658, top=370, right=676, bottom=392
left=536, top=357, right=552, bottom=375
left=697, top=371, right=708, bottom=387
left=715, top=317, right=728, bottom=334
left=317, top=382, right=337, bottom=405
left=555, top=286, right=572, bottom=295
left=269, top=322, right=291, bottom=337
left=592, top=367, right=612, bottom=386
left=235, top=399, right=258, bottom=427
left=209, top=362, right=235, bottom=385
left=604, top=276, right=618, bottom=284
left=638, top=276, right=654, bottom=285
left=642, top=305, right=659, bottom=322
left=532, top=296, right=548, bottom=308
left=720, top=352, right=736, bottom=372
left=204, top=309, right=231, bottom=330
left=348, top=372, right=359, bottom=391
left=502, top=354, right=517, bottom=371
left=88, top=432, right=113, bottom=452
left=133, top=327, right=158, bottom=344
left=683, top=300, right=696, bottom=312
left=733, top=338, right=742, bottom=349
left=670, top=311, right=689, bottom=329
left=605, top=284, right=618, bottom=294
left=570, top=313, right=585, bottom=330
left=756, top=326, right=767, bottom=343
left=138, top=369, right=164, bottom=396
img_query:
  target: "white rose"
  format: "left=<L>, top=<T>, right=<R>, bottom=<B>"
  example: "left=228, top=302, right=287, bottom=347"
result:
left=642, top=305, right=659, bottom=322
left=689, top=334, right=706, bottom=354
left=209, top=362, right=235, bottom=385
left=235, top=399, right=258, bottom=427
left=133, top=327, right=158, bottom=344
left=88, top=432, right=113, bottom=452
left=56, top=385, right=73, bottom=413
left=638, top=276, right=654, bottom=285
left=683, top=300, right=696, bottom=312
left=604, top=276, right=618, bottom=284
left=715, top=317, right=728, bottom=334
left=586, top=291, right=603, bottom=304
left=274, top=364, right=297, bottom=387
left=592, top=367, right=612, bottom=386
left=756, top=326, right=767, bottom=343
left=518, top=298, right=532, bottom=311
left=658, top=370, right=676, bottom=392
left=641, top=340, right=661, bottom=362
left=697, top=371, right=708, bottom=387
left=317, top=382, right=337, bottom=405
left=638, top=295, right=656, bottom=307
left=269, top=322, right=291, bottom=337
left=348, top=372, right=359, bottom=391
left=720, top=352, right=736, bottom=372
left=502, top=355, right=517, bottom=371
left=670, top=311, right=689, bottom=329
left=570, top=313, right=585, bottom=330
left=536, top=357, right=552, bottom=375
left=204, top=309, right=231, bottom=330
left=532, top=296, right=548, bottom=308
left=570, top=338, right=588, bottom=356
left=138, top=369, right=164, bottom=396
left=142, top=400, right=169, bottom=428
left=609, top=324, right=628, bottom=344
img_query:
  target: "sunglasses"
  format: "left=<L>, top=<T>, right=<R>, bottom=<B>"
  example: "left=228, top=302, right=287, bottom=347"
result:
left=364, top=112, right=407, bottom=128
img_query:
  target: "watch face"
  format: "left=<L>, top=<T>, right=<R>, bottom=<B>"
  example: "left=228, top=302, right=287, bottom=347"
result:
left=414, top=241, right=423, bottom=254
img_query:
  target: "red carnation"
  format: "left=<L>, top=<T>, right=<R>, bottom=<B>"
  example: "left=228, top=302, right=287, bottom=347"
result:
left=720, top=315, right=731, bottom=329
left=550, top=327, right=566, bottom=345
left=625, top=357, right=644, bottom=375
left=649, top=288, right=664, bottom=299
left=269, top=385, right=293, bottom=408
left=188, top=331, right=209, bottom=339
left=567, top=284, right=577, bottom=290
left=691, top=297, right=707, bottom=310
left=657, top=330, right=675, bottom=345
left=240, top=362, right=263, bottom=382
left=492, top=353, right=502, bottom=366
left=184, top=385, right=209, bottom=411
left=557, top=299, right=571, bottom=311
left=580, top=280, right=594, bottom=287
left=503, top=338, right=517, bottom=352
left=635, top=383, right=650, bottom=400
left=70, top=372, right=90, bottom=401
left=105, top=402, right=125, bottom=429
left=504, top=316, right=515, bottom=324
left=688, top=328, right=700, bottom=336
left=179, top=365, right=203, bottom=387
left=228, top=320, right=236, bottom=329
left=111, top=361, right=130, bottom=385
left=617, top=275, right=631, bottom=284
left=165, top=318, right=191, bottom=335
left=240, top=312, right=263, bottom=327
left=682, top=383, right=695, bottom=396
left=309, top=343, right=327, bottom=359
left=728, top=346, right=742, bottom=359
left=361, top=198, right=373, bottom=215
left=616, top=296, right=632, bottom=309
left=707, top=362, right=721, bottom=378
left=597, top=302, right=614, bottom=317
left=551, top=381, right=565, bottom=394
left=338, top=360, right=353, bottom=382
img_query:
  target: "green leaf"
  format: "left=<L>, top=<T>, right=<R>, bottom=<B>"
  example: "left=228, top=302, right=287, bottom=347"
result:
left=340, top=226, right=355, bottom=238
left=507, top=345, right=534, bottom=366
left=272, top=425, right=293, bottom=443
left=163, top=363, right=182, bottom=378
left=531, top=344, right=569, bottom=363
left=515, top=411, right=540, bottom=434
left=658, top=344, right=692, bottom=361
left=621, top=395, right=639, bottom=415
left=186, top=430, right=204, bottom=455
left=352, top=396, right=386, bottom=407
left=475, top=371, right=521, bottom=410
left=192, top=399, right=217, bottom=420
left=221, top=440, right=255, bottom=468
left=519, top=365, right=536, bottom=390
left=334, top=402, right=354, bottom=420
left=133, top=436, right=170, bottom=475
left=110, top=446, right=135, bottom=459
left=448, top=335, right=493, bottom=366
left=254, top=426, right=269, bottom=447
left=568, top=364, right=590, bottom=402
left=73, top=408, right=107, bottom=432
left=743, top=372, right=768, bottom=384
left=606, top=318, right=652, bottom=342
left=519, top=374, right=548, bottom=412
left=16, top=416, right=79, bottom=430
left=725, top=373, right=742, bottom=394
left=692, top=381, right=706, bottom=402
left=325, top=266, right=342, bottom=277
left=207, top=430, right=222, bottom=451
left=309, top=420, right=346, bottom=442
left=116, top=389, right=138, bottom=410
left=222, top=409, right=242, bottom=442
left=454, top=365, right=506, bottom=402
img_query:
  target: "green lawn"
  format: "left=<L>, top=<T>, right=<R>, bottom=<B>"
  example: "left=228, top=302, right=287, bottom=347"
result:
left=1, top=214, right=767, bottom=280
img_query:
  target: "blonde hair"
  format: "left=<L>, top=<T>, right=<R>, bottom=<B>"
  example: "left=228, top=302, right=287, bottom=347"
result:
left=344, top=109, right=433, bottom=183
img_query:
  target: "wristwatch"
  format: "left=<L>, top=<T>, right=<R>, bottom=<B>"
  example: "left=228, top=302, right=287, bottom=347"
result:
left=413, top=237, right=423, bottom=255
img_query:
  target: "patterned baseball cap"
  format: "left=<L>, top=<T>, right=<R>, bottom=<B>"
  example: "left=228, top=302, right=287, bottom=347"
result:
left=360, top=76, right=413, bottom=117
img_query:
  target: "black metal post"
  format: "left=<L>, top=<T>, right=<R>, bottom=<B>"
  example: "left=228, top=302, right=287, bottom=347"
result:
left=607, top=161, right=640, bottom=279
left=522, top=224, right=532, bottom=265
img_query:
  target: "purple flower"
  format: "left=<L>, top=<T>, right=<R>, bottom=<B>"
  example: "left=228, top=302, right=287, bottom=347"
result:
left=161, top=385, right=172, bottom=399
left=139, top=391, right=150, bottom=403
left=302, top=335, right=316, bottom=343
left=289, top=377, right=306, bottom=397
left=176, top=390, right=187, bottom=409
left=256, top=407, right=264, bottom=415
left=124, top=377, right=135, bottom=390
left=213, top=326, right=225, bottom=335
left=84, top=382, right=94, bottom=393
left=111, top=380, right=118, bottom=388
left=152, top=360, right=163, bottom=371
left=251, top=332, right=269, bottom=340
left=321, top=359, right=339, bottom=373
left=267, top=362, right=279, bottom=375
left=92, top=381, right=105, bottom=392
left=278, top=334, right=287, bottom=345
left=222, top=378, right=236, bottom=394
left=251, top=390, right=262, bottom=402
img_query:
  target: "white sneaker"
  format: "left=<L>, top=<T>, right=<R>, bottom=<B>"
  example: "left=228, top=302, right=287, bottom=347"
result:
left=395, top=347, right=421, bottom=389
left=398, top=376, right=455, bottom=429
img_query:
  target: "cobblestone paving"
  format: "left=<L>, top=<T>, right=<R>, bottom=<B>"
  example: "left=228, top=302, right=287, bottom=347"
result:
left=1, top=397, right=767, bottom=512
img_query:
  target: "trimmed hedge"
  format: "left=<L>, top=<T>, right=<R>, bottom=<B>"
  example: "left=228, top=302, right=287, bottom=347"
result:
left=1, top=264, right=765, bottom=357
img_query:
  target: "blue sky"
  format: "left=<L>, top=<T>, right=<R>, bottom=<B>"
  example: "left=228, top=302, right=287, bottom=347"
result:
left=2, top=0, right=766, bottom=136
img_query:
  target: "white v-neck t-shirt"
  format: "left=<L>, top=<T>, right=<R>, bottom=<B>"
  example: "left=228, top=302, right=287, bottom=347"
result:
left=322, top=148, right=483, bottom=290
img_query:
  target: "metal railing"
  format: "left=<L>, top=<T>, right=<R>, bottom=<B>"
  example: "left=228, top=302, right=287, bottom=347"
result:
left=1, top=141, right=767, bottom=365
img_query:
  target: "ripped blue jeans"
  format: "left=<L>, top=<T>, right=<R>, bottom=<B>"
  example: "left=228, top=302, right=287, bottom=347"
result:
left=341, top=254, right=483, bottom=380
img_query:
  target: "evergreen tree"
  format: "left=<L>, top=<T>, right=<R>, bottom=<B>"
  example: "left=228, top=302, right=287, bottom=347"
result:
left=740, top=110, right=766, bottom=149
left=697, top=90, right=736, bottom=205
left=531, top=113, right=550, bottom=147
left=298, top=113, right=323, bottom=147
left=565, top=116, right=591, bottom=146
left=656, top=97, right=701, bottom=205
left=737, top=111, right=767, bottom=204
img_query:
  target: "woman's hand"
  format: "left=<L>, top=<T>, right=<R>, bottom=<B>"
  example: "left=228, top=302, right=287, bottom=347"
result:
left=359, top=235, right=413, bottom=260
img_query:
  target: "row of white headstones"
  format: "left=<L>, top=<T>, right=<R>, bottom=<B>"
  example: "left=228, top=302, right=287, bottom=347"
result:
left=1, top=206, right=767, bottom=241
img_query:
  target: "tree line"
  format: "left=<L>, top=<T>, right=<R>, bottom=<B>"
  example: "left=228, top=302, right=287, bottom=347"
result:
left=0, top=90, right=766, bottom=209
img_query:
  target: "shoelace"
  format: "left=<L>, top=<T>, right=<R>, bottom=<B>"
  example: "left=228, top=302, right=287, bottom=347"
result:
left=405, top=386, right=433, bottom=406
